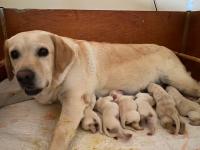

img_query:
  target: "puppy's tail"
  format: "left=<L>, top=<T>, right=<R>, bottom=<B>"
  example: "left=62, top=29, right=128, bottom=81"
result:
left=172, top=113, right=180, bottom=135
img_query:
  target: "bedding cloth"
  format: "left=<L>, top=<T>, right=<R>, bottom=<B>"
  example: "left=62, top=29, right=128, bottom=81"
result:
left=0, top=79, right=200, bottom=150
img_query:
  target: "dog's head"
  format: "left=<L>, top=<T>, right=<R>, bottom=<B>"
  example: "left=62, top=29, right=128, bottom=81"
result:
left=4, top=30, right=74, bottom=96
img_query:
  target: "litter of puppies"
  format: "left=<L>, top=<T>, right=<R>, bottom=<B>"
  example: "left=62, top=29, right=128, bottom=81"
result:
left=80, top=83, right=200, bottom=140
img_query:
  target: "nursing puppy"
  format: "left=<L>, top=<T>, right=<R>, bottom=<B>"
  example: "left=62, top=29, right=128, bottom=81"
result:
left=81, top=94, right=103, bottom=133
left=4, top=31, right=200, bottom=149
left=95, top=96, right=132, bottom=140
left=81, top=107, right=103, bottom=133
left=135, top=92, right=157, bottom=135
left=167, top=86, right=200, bottom=126
left=147, top=83, right=181, bottom=134
left=110, top=90, right=143, bottom=131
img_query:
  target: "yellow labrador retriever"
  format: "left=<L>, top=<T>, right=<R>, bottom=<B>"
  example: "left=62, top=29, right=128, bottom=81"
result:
left=4, top=30, right=200, bottom=150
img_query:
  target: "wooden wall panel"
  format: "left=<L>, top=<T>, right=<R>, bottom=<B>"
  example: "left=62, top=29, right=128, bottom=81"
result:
left=0, top=9, right=199, bottom=82
left=0, top=64, right=6, bottom=81
left=0, top=16, right=4, bottom=60
left=0, top=10, right=6, bottom=81
left=4, top=9, right=185, bottom=52
left=185, top=12, right=200, bottom=58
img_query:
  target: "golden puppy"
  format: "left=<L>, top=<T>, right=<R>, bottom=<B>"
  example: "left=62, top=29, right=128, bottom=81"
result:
left=95, top=96, right=132, bottom=140
left=110, top=90, right=143, bottom=131
left=135, top=92, right=157, bottom=135
left=81, top=94, right=103, bottom=133
left=167, top=86, right=200, bottom=126
left=4, top=31, right=200, bottom=149
left=147, top=83, right=181, bottom=134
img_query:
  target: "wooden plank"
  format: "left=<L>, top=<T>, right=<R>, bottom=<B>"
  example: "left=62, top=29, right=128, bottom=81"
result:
left=0, top=9, right=199, bottom=82
left=4, top=9, right=185, bottom=51
left=185, top=11, right=200, bottom=58
left=0, top=12, right=4, bottom=60
left=0, top=65, right=6, bottom=81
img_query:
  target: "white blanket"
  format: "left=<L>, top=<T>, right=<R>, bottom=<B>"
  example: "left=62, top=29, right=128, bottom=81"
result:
left=0, top=79, right=200, bottom=150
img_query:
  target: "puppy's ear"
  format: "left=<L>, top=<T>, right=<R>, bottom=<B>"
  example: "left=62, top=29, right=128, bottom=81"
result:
left=51, top=34, right=75, bottom=80
left=4, top=40, right=14, bottom=80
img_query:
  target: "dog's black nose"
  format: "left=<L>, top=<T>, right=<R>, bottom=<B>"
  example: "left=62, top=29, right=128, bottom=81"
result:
left=16, top=69, right=35, bottom=86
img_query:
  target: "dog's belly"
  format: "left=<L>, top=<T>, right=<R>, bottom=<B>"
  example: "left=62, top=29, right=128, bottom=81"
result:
left=95, top=66, right=160, bottom=97
left=93, top=44, right=169, bottom=97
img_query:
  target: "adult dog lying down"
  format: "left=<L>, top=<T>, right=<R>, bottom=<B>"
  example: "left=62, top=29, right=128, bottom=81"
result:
left=4, top=30, right=200, bottom=150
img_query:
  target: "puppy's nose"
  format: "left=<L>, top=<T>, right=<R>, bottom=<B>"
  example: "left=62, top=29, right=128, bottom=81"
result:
left=16, top=69, right=35, bottom=86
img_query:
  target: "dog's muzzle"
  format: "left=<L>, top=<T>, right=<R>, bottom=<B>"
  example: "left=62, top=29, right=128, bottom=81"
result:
left=16, top=69, right=42, bottom=95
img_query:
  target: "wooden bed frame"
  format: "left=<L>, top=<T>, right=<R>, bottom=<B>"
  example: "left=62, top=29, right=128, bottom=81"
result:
left=0, top=8, right=199, bottom=81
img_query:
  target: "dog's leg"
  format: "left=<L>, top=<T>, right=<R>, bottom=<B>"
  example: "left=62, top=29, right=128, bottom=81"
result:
left=162, top=68, right=200, bottom=97
left=49, top=94, right=86, bottom=150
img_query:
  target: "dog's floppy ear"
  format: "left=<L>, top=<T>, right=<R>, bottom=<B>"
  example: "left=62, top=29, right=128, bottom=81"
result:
left=4, top=40, right=14, bottom=80
left=51, top=34, right=75, bottom=80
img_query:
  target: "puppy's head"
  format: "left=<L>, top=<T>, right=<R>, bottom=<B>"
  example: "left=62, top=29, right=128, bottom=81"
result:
left=95, top=96, right=113, bottom=111
left=4, top=30, right=74, bottom=96
left=81, top=118, right=98, bottom=133
left=147, top=83, right=156, bottom=93
left=136, top=92, right=155, bottom=105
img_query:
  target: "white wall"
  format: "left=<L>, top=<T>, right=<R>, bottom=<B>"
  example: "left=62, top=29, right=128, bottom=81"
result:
left=157, top=0, right=199, bottom=11
left=0, top=0, right=155, bottom=10
left=0, top=0, right=199, bottom=11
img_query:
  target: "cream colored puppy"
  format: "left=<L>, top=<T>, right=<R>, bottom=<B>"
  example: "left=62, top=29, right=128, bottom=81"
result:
left=81, top=94, right=103, bottom=133
left=167, top=86, right=200, bottom=126
left=81, top=108, right=103, bottom=133
left=95, top=96, right=132, bottom=140
left=147, top=83, right=181, bottom=134
left=4, top=31, right=200, bottom=149
left=110, top=90, right=143, bottom=131
left=135, top=92, right=157, bottom=135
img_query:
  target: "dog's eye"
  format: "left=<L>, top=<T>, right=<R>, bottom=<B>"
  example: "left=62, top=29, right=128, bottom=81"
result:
left=37, top=48, right=49, bottom=57
left=10, top=50, right=20, bottom=59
